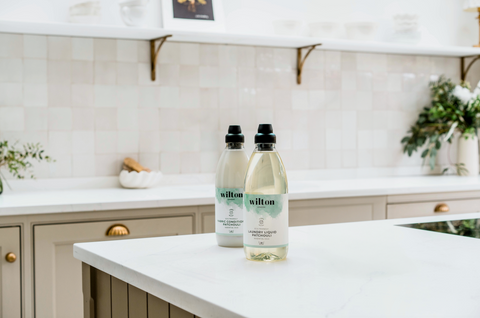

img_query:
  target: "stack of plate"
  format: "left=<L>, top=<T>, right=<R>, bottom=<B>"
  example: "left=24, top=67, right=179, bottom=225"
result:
left=391, top=13, right=421, bottom=44
left=69, top=1, right=101, bottom=24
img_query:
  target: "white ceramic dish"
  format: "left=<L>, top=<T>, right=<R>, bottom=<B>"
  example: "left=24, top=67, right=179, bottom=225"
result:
left=272, top=20, right=303, bottom=36
left=119, top=170, right=162, bottom=189
left=345, top=21, right=377, bottom=41
left=308, top=21, right=340, bottom=38
left=69, top=1, right=101, bottom=16
left=390, top=13, right=420, bottom=44
left=119, top=0, right=149, bottom=27
left=120, top=5, right=147, bottom=26
left=69, top=1, right=101, bottom=24
left=393, top=13, right=418, bottom=33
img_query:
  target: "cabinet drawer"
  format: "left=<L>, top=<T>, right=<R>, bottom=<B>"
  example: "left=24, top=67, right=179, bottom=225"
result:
left=387, top=199, right=480, bottom=219
left=289, top=196, right=386, bottom=226
left=34, top=215, right=193, bottom=318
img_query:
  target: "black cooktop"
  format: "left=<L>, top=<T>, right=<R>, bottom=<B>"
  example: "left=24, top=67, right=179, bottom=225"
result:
left=402, top=219, right=480, bottom=239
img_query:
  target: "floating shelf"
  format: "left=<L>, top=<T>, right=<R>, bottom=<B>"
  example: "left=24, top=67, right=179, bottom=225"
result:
left=2, top=19, right=480, bottom=57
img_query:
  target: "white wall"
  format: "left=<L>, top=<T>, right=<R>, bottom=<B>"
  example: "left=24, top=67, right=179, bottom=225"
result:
left=0, top=0, right=478, bottom=46
left=0, top=33, right=461, bottom=178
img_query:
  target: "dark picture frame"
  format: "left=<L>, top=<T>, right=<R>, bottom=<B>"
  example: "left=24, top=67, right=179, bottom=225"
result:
left=172, top=0, right=215, bottom=21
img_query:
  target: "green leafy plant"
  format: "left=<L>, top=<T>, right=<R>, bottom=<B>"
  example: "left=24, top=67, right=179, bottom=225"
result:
left=401, top=76, right=480, bottom=171
left=442, top=163, right=469, bottom=176
left=0, top=141, right=54, bottom=194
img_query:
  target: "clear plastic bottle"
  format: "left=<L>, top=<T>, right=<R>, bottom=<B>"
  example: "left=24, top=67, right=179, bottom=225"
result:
left=215, top=125, right=249, bottom=247
left=244, top=124, right=289, bottom=261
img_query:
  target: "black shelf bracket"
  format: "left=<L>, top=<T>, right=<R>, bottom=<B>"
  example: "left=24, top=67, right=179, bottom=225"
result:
left=297, top=43, right=322, bottom=85
left=461, top=55, right=480, bottom=82
left=150, top=35, right=172, bottom=81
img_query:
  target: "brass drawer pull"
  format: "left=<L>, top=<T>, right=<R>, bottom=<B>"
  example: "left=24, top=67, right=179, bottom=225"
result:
left=106, top=224, right=130, bottom=236
left=434, top=203, right=450, bottom=213
left=5, top=252, right=16, bottom=263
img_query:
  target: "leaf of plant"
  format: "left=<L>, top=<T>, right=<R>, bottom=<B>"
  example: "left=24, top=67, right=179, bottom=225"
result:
left=429, top=152, right=436, bottom=170
left=421, top=149, right=429, bottom=158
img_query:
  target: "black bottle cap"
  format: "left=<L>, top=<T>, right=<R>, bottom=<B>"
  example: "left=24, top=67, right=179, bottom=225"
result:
left=225, top=125, right=244, bottom=143
left=255, top=124, right=276, bottom=144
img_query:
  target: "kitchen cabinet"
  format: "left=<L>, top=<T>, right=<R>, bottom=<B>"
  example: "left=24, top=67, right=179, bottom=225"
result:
left=387, top=199, right=480, bottom=219
left=34, top=216, right=193, bottom=318
left=199, top=205, right=215, bottom=234
left=0, top=226, right=21, bottom=318
left=289, top=196, right=386, bottom=226
left=387, top=191, right=480, bottom=219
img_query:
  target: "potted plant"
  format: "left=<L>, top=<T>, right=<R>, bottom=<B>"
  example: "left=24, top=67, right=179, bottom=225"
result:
left=401, top=76, right=480, bottom=176
left=0, top=141, right=53, bottom=194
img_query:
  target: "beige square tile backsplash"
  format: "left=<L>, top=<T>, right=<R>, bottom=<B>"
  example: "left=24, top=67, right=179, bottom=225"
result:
left=0, top=32, right=465, bottom=178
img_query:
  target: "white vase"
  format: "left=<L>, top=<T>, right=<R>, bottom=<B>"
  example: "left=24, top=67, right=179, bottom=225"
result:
left=457, top=133, right=479, bottom=176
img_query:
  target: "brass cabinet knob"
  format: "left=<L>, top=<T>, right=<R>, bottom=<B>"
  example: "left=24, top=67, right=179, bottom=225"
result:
left=434, top=203, right=450, bottom=213
left=5, top=252, right=16, bottom=263
left=106, top=224, right=130, bottom=236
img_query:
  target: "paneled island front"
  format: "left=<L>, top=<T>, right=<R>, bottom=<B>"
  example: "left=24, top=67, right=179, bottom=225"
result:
left=74, top=212, right=480, bottom=318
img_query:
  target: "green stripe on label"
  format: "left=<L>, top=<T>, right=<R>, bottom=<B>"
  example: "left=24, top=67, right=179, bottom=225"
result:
left=216, top=187, right=243, bottom=208
left=244, top=193, right=284, bottom=218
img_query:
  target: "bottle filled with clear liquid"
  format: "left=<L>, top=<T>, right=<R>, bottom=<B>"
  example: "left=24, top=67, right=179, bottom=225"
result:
left=215, top=125, right=249, bottom=247
left=244, top=124, right=288, bottom=261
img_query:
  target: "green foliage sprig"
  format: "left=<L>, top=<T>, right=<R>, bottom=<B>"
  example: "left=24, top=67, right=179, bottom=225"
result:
left=401, top=76, right=480, bottom=170
left=0, top=141, right=54, bottom=180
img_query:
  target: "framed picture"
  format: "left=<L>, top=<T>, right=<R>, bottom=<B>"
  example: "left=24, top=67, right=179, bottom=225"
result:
left=162, top=0, right=225, bottom=32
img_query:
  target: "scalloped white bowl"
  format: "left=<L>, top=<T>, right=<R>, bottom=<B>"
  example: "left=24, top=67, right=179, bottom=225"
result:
left=119, top=170, right=163, bottom=189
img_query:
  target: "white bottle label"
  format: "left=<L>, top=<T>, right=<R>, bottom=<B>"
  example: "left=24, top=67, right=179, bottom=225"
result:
left=244, top=194, right=288, bottom=248
left=215, top=188, right=244, bottom=235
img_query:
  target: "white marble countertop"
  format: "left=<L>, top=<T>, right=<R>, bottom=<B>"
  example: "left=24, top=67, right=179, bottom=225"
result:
left=2, top=175, right=480, bottom=216
left=74, top=212, right=480, bottom=318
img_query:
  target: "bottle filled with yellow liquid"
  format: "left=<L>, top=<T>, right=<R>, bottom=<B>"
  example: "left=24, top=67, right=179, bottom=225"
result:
left=244, top=124, right=288, bottom=261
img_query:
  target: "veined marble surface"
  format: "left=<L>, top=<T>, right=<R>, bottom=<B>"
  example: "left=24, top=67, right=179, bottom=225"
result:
left=1, top=175, right=480, bottom=216
left=74, top=212, right=480, bottom=318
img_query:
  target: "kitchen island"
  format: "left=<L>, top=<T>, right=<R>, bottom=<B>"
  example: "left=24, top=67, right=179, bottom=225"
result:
left=74, top=212, right=480, bottom=318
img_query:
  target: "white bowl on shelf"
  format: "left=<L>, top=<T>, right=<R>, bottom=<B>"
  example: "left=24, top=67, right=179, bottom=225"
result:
left=119, top=0, right=149, bottom=27
left=393, top=13, right=419, bottom=33
left=345, top=21, right=377, bottom=41
left=308, top=21, right=341, bottom=38
left=119, top=170, right=162, bottom=189
left=69, top=1, right=101, bottom=25
left=390, top=13, right=421, bottom=44
left=272, top=20, right=303, bottom=36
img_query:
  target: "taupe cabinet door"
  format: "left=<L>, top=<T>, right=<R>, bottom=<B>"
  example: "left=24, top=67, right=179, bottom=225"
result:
left=0, top=226, right=21, bottom=318
left=34, top=216, right=193, bottom=318
left=289, top=196, right=386, bottom=226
